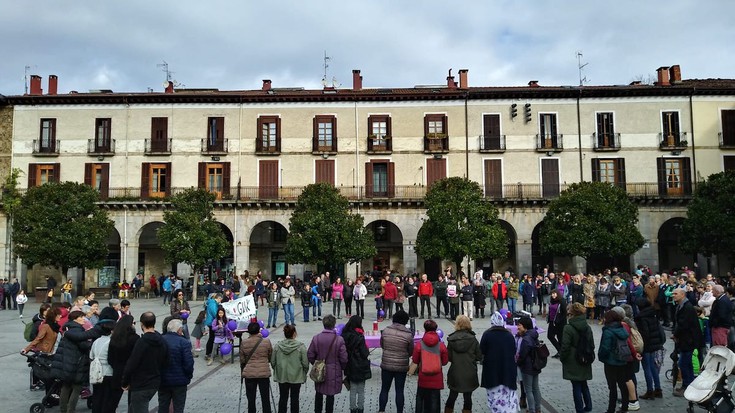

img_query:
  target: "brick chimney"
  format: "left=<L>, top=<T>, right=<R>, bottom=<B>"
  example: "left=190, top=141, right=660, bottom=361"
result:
left=164, top=81, right=174, bottom=94
left=446, top=69, right=457, bottom=89
left=48, top=75, right=58, bottom=95
left=352, top=70, right=362, bottom=91
left=29, top=75, right=43, bottom=95
left=528, top=80, right=539, bottom=87
left=459, top=69, right=468, bottom=89
left=656, top=67, right=670, bottom=86
left=262, top=79, right=272, bottom=91
left=669, top=65, right=682, bottom=83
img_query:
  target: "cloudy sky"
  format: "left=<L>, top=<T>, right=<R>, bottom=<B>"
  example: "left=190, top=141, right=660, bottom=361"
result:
left=1, top=1, right=733, bottom=95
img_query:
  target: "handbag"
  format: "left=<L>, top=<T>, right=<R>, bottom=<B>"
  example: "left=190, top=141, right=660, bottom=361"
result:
left=240, top=337, right=263, bottom=370
left=309, top=335, right=337, bottom=383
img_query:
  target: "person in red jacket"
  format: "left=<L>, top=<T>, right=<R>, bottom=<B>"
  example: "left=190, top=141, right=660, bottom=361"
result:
left=418, top=274, right=434, bottom=319
left=492, top=275, right=508, bottom=311
left=383, top=276, right=398, bottom=319
left=412, top=319, right=448, bottom=412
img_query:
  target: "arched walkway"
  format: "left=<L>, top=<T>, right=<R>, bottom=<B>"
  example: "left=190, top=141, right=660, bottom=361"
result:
left=138, top=221, right=168, bottom=277
left=475, top=220, right=516, bottom=276
left=249, top=221, right=289, bottom=280
left=658, top=217, right=692, bottom=273
left=97, top=228, right=122, bottom=287
left=531, top=222, right=554, bottom=275
left=362, top=220, right=404, bottom=277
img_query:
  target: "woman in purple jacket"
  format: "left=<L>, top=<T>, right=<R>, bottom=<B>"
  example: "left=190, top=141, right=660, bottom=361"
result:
left=307, top=314, right=348, bottom=413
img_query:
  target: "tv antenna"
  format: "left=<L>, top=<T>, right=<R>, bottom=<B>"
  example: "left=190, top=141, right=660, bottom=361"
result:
left=157, top=60, right=184, bottom=89
left=24, top=65, right=35, bottom=94
left=321, top=51, right=338, bottom=87
left=576, top=51, right=589, bottom=86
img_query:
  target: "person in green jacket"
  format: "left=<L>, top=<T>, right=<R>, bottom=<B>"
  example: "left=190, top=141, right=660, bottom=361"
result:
left=507, top=275, right=520, bottom=313
left=271, top=324, right=309, bottom=413
left=599, top=310, right=630, bottom=413
left=445, top=315, right=483, bottom=413
left=561, top=303, right=594, bottom=413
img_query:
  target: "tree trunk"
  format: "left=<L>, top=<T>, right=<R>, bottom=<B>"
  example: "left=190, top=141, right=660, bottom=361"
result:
left=454, top=256, right=464, bottom=278
left=192, top=265, right=198, bottom=302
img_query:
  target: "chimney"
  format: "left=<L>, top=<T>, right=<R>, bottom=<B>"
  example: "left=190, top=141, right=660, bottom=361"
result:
left=528, top=80, right=539, bottom=88
left=656, top=66, right=670, bottom=86
left=29, top=75, right=43, bottom=95
left=459, top=69, right=468, bottom=89
left=446, top=69, right=457, bottom=89
left=352, top=70, right=362, bottom=91
left=669, top=65, right=682, bottom=83
left=48, top=75, right=58, bottom=95
left=262, top=79, right=272, bottom=91
left=164, top=81, right=174, bottom=94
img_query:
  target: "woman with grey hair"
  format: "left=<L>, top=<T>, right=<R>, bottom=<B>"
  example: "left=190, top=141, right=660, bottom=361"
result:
left=307, top=315, right=348, bottom=413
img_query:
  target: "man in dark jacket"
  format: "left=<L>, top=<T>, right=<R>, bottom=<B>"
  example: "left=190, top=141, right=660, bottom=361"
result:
left=51, top=310, right=105, bottom=413
left=710, top=285, right=733, bottom=346
left=123, top=312, right=169, bottom=413
left=672, top=288, right=702, bottom=396
left=159, top=318, right=194, bottom=413
left=434, top=275, right=449, bottom=319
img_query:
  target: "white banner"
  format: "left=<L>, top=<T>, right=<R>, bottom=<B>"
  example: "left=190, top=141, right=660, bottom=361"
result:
left=220, top=295, right=257, bottom=322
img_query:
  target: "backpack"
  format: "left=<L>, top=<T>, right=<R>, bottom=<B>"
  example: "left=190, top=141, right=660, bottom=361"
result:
left=89, top=357, right=104, bottom=384
left=531, top=340, right=550, bottom=371
left=575, top=328, right=596, bottom=366
left=628, top=325, right=644, bottom=354
left=419, top=341, right=442, bottom=375
left=23, top=321, right=34, bottom=342
left=614, top=336, right=634, bottom=363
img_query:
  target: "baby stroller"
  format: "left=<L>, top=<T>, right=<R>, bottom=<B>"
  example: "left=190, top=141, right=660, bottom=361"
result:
left=24, top=351, right=60, bottom=413
left=685, top=346, right=735, bottom=413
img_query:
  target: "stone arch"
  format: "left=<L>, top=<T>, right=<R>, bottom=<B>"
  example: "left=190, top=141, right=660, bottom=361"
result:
left=362, top=219, right=404, bottom=277
left=249, top=221, right=289, bottom=280
left=658, top=217, right=692, bottom=273
left=137, top=221, right=169, bottom=277
left=475, top=219, right=517, bottom=276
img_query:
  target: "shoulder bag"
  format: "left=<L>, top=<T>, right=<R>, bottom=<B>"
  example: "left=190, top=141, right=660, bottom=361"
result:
left=240, top=337, right=264, bottom=371
left=310, top=334, right=337, bottom=383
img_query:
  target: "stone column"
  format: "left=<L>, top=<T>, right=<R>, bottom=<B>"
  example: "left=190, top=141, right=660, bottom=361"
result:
left=235, top=241, right=250, bottom=275
left=123, top=242, right=139, bottom=283
left=516, top=239, right=532, bottom=275
left=403, top=240, right=418, bottom=275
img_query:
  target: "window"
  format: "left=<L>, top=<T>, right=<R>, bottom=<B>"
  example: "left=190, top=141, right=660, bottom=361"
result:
left=38, top=119, right=56, bottom=153
left=657, top=158, right=691, bottom=196
left=94, top=118, right=112, bottom=151
left=313, top=116, right=337, bottom=152
left=724, top=156, right=735, bottom=172
left=207, top=117, right=225, bottom=151
left=141, top=162, right=171, bottom=198
left=256, top=116, right=281, bottom=153
left=273, top=226, right=287, bottom=243
left=480, top=114, right=504, bottom=151
left=661, top=111, right=684, bottom=148
left=424, top=114, right=448, bottom=153
left=198, top=162, right=231, bottom=199
left=591, top=158, right=626, bottom=189
left=365, top=160, right=395, bottom=198
left=721, top=110, right=735, bottom=147
left=484, top=159, right=503, bottom=198
left=315, top=159, right=335, bottom=185
left=84, top=163, right=110, bottom=199
left=28, top=163, right=60, bottom=187
left=148, top=117, right=169, bottom=153
left=367, top=115, right=392, bottom=152
left=538, top=114, right=561, bottom=150
left=595, top=112, right=618, bottom=149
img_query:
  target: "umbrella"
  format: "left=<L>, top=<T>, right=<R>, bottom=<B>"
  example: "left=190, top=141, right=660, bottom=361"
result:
left=670, top=349, right=680, bottom=390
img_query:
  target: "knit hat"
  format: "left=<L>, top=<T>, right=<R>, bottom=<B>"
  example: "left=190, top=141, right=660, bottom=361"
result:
left=610, top=306, right=625, bottom=319
left=97, top=307, right=118, bottom=325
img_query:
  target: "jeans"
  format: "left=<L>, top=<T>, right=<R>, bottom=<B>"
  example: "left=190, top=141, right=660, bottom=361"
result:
left=59, top=382, right=82, bottom=413
left=408, top=296, right=419, bottom=318
left=435, top=296, right=448, bottom=317
left=303, top=305, right=310, bottom=322
left=571, top=380, right=592, bottom=413
left=278, top=382, right=301, bottom=413
left=62, top=292, right=72, bottom=304
left=449, top=301, right=459, bottom=320
left=349, top=380, right=366, bottom=410
left=158, top=385, right=188, bottom=413
left=521, top=373, right=541, bottom=413
left=641, top=351, right=661, bottom=392
left=355, top=300, right=364, bottom=318
left=314, top=392, right=334, bottom=413
left=508, top=297, right=517, bottom=313
left=384, top=299, right=394, bottom=318
left=379, top=369, right=407, bottom=413
left=679, top=350, right=695, bottom=388
left=163, top=290, right=171, bottom=305
left=419, top=296, right=432, bottom=318
left=245, top=377, right=272, bottom=413
left=313, top=300, right=322, bottom=318
left=445, top=390, right=472, bottom=411
left=332, top=299, right=342, bottom=318
left=604, top=364, right=629, bottom=413
left=129, top=388, right=158, bottom=413
left=283, top=303, right=295, bottom=325
left=415, top=387, right=440, bottom=413
left=494, top=298, right=505, bottom=311
left=268, top=306, right=279, bottom=327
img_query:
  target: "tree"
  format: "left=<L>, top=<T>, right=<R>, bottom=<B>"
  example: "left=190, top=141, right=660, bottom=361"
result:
left=13, top=181, right=114, bottom=277
left=540, top=181, right=644, bottom=260
left=285, top=183, right=375, bottom=271
left=679, top=171, right=735, bottom=258
left=415, top=177, right=508, bottom=271
left=157, top=188, right=230, bottom=299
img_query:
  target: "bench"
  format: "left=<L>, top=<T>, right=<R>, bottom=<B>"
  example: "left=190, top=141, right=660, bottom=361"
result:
left=88, top=287, right=112, bottom=299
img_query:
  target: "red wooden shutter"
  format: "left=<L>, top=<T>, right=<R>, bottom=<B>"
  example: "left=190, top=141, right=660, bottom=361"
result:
left=164, top=163, right=172, bottom=196
left=84, top=163, right=93, bottom=186
left=365, top=162, right=373, bottom=198
left=198, top=162, right=206, bottom=189
left=222, top=162, right=231, bottom=196
left=52, top=163, right=60, bottom=182
left=28, top=164, right=37, bottom=187
left=100, top=164, right=110, bottom=199
left=656, top=158, right=666, bottom=196
left=387, top=162, right=395, bottom=198
left=141, top=162, right=150, bottom=198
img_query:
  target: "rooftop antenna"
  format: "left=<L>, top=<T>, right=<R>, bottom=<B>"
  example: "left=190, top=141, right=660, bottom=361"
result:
left=157, top=60, right=173, bottom=83
left=24, top=65, right=34, bottom=94
left=321, top=51, right=332, bottom=87
left=576, top=51, right=589, bottom=86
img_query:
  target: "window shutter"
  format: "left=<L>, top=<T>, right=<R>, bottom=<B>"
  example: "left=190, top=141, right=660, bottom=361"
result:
left=591, top=159, right=600, bottom=182
left=365, top=162, right=373, bottom=198
left=551, top=114, right=558, bottom=136
left=656, top=158, right=666, bottom=196
left=141, top=162, right=150, bottom=199
left=724, top=156, right=735, bottom=172
left=222, top=162, right=231, bottom=196
left=616, top=158, right=626, bottom=189
left=387, top=162, right=396, bottom=198
left=722, top=111, right=735, bottom=145
left=385, top=116, right=391, bottom=137
left=52, top=163, right=60, bottom=182
left=276, top=117, right=282, bottom=152
left=100, top=164, right=110, bottom=199
left=442, top=115, right=448, bottom=134
left=609, top=114, right=615, bottom=135
left=332, top=117, right=338, bottom=152
left=84, top=163, right=93, bottom=186
left=198, top=162, right=206, bottom=189
left=423, top=116, right=429, bottom=137
left=216, top=117, right=224, bottom=141
left=682, top=158, right=692, bottom=195
left=164, top=162, right=172, bottom=196
left=312, top=117, right=319, bottom=152
left=28, top=164, right=37, bottom=187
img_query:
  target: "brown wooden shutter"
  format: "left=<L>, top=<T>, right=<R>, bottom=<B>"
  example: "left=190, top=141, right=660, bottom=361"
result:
left=385, top=116, right=392, bottom=137
left=616, top=158, right=626, bottom=189
left=423, top=115, right=429, bottom=137
left=312, top=117, right=319, bottom=152
left=164, top=162, right=172, bottom=196
left=216, top=117, right=224, bottom=141
left=141, top=162, right=150, bottom=199
left=682, top=158, right=692, bottom=195
left=28, top=164, right=37, bottom=187
left=198, top=162, right=206, bottom=189
left=541, top=158, right=559, bottom=197
left=331, top=117, right=338, bottom=152
left=84, top=163, right=93, bottom=186
left=591, top=159, right=600, bottom=182
left=365, top=162, right=373, bottom=198
left=724, top=156, right=735, bottom=172
left=484, top=159, right=502, bottom=197
left=722, top=111, right=735, bottom=146
left=100, top=164, right=110, bottom=199
left=426, top=158, right=447, bottom=187
left=315, top=160, right=335, bottom=186
left=656, top=158, right=667, bottom=196
left=442, top=115, right=448, bottom=134
left=222, top=162, right=231, bottom=196
left=387, top=162, right=395, bottom=198
left=484, top=115, right=500, bottom=138
left=259, top=160, right=279, bottom=199
left=52, top=163, right=60, bottom=182
left=596, top=113, right=604, bottom=136
left=275, top=117, right=282, bottom=152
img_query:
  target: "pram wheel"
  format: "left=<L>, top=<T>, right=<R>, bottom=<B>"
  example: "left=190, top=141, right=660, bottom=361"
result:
left=686, top=407, right=694, bottom=413
left=29, top=403, right=45, bottom=413
left=87, top=398, right=92, bottom=409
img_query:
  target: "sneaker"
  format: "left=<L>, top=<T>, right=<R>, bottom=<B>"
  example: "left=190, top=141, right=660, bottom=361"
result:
left=207, top=358, right=213, bottom=366
left=628, top=401, right=640, bottom=411
left=19, top=315, right=23, bottom=318
left=195, top=348, right=202, bottom=352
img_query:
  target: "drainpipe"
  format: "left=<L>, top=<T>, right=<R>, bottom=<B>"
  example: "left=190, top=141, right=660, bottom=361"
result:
left=689, top=89, right=697, bottom=191
left=465, top=93, right=469, bottom=179
left=577, top=89, right=583, bottom=180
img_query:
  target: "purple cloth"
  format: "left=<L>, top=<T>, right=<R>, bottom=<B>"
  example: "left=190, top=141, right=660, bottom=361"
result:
left=548, top=303, right=559, bottom=322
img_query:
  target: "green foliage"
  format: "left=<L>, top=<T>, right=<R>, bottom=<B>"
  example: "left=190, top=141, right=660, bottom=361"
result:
left=157, top=188, right=230, bottom=272
left=285, top=183, right=375, bottom=266
left=1, top=168, right=23, bottom=215
left=680, top=171, right=735, bottom=258
left=13, top=182, right=114, bottom=271
left=540, top=181, right=644, bottom=259
left=416, top=177, right=508, bottom=267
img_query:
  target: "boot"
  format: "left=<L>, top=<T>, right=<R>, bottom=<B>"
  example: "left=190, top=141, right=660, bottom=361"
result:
left=653, top=388, right=663, bottom=398
left=639, top=391, right=654, bottom=400
left=462, top=410, right=472, bottom=413
left=444, top=408, right=453, bottom=413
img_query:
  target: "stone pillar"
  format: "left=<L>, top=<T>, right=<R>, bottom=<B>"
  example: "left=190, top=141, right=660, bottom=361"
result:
left=516, top=239, right=532, bottom=275
left=123, top=243, right=139, bottom=283
left=235, top=241, right=250, bottom=275
left=403, top=240, right=418, bottom=275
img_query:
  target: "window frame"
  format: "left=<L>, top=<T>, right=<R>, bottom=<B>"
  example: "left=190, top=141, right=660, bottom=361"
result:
left=423, top=113, right=449, bottom=153
left=39, top=118, right=57, bottom=152
left=256, top=116, right=281, bottom=154
left=95, top=118, right=112, bottom=151
left=207, top=117, right=225, bottom=151
left=367, top=115, right=392, bottom=153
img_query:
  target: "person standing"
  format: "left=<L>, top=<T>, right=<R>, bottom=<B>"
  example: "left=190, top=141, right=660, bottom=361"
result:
left=480, top=312, right=518, bottom=412
left=672, top=287, right=703, bottom=396
left=383, top=276, right=398, bottom=319
left=473, top=279, right=487, bottom=318
left=378, top=310, right=413, bottom=413
left=122, top=312, right=169, bottom=413
left=418, top=274, right=434, bottom=319
left=311, top=279, right=323, bottom=321
left=16, top=289, right=28, bottom=318
left=445, top=315, right=482, bottom=413
left=300, top=283, right=312, bottom=323
left=460, top=277, right=474, bottom=320
left=169, top=289, right=191, bottom=339
left=342, top=315, right=372, bottom=413
left=280, top=279, right=296, bottom=326
left=88, top=307, right=118, bottom=413
left=308, top=315, right=348, bottom=413
left=271, top=324, right=308, bottom=413
left=634, top=298, right=665, bottom=400
left=492, top=275, right=507, bottom=311
left=709, top=284, right=733, bottom=346
left=353, top=278, right=367, bottom=319
left=599, top=310, right=631, bottom=413
left=447, top=277, right=460, bottom=320
left=434, top=275, right=448, bottom=319
left=405, top=277, right=419, bottom=319
left=107, top=315, right=139, bottom=411
left=517, top=317, right=543, bottom=413
left=343, top=279, right=354, bottom=318
left=266, top=283, right=280, bottom=328
left=240, top=322, right=274, bottom=413
left=507, top=275, right=520, bottom=313
left=159, top=319, right=194, bottom=413
left=561, top=303, right=594, bottom=413
left=332, top=278, right=344, bottom=318
left=412, top=319, right=449, bottom=412
left=547, top=289, right=567, bottom=358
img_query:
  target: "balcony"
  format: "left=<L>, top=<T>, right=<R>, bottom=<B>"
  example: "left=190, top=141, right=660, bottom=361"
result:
left=423, top=133, right=449, bottom=154
left=255, top=138, right=280, bottom=155
left=144, top=138, right=172, bottom=155
left=719, top=132, right=735, bottom=149
left=592, top=133, right=621, bottom=151
left=201, top=138, right=228, bottom=155
left=479, top=134, right=506, bottom=153
left=312, top=137, right=338, bottom=154
left=366, top=135, right=392, bottom=154
left=659, top=132, right=688, bottom=151
left=32, top=139, right=60, bottom=156
left=88, top=139, right=115, bottom=156
left=535, top=134, right=564, bottom=153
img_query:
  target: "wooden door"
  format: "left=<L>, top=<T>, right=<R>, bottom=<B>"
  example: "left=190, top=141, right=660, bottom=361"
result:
left=483, top=114, right=501, bottom=150
left=484, top=159, right=502, bottom=197
left=151, top=117, right=168, bottom=152
left=315, top=160, right=335, bottom=185
left=541, top=158, right=560, bottom=198
left=426, top=158, right=446, bottom=187
left=259, top=160, right=279, bottom=199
